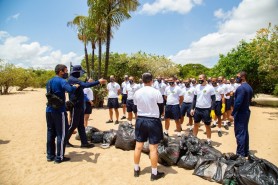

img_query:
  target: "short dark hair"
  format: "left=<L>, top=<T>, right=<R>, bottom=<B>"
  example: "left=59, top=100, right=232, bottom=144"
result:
left=55, top=64, right=67, bottom=74
left=200, top=74, right=207, bottom=80
left=240, top=71, right=247, bottom=79
left=142, top=73, right=153, bottom=83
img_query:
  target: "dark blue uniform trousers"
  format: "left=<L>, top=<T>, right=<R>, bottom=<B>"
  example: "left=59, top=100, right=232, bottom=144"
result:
left=46, top=112, right=68, bottom=161
left=68, top=107, right=88, bottom=145
left=234, top=110, right=250, bottom=157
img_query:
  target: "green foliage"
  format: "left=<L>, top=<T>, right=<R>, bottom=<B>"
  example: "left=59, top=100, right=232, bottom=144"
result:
left=0, top=61, right=18, bottom=94
left=273, top=84, right=278, bottom=96
left=178, top=63, right=211, bottom=79
left=93, top=84, right=108, bottom=107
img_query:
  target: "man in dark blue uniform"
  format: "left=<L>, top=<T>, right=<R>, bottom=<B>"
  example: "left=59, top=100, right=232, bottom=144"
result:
left=46, top=64, right=80, bottom=163
left=231, top=71, right=253, bottom=157
left=66, top=65, right=107, bottom=148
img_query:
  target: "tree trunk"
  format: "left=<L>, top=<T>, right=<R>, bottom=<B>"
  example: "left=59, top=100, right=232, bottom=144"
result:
left=104, top=4, right=112, bottom=79
left=98, top=38, right=102, bottom=79
left=91, top=42, right=95, bottom=76
left=84, top=43, right=90, bottom=77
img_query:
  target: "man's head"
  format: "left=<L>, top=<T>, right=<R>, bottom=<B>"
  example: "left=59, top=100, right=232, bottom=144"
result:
left=176, top=79, right=180, bottom=85
left=226, top=80, right=230, bottom=85
left=142, top=73, right=153, bottom=85
left=157, top=76, right=162, bottom=83
left=211, top=77, right=218, bottom=87
left=139, top=78, right=143, bottom=84
left=230, top=77, right=235, bottom=84
left=198, top=74, right=206, bottom=85
left=55, top=64, right=68, bottom=79
left=71, top=65, right=86, bottom=78
left=129, top=76, right=134, bottom=84
left=110, top=75, right=115, bottom=82
left=218, top=76, right=223, bottom=84
left=236, top=71, right=247, bottom=83
left=207, top=77, right=212, bottom=84
left=168, top=77, right=175, bottom=86
left=191, top=78, right=196, bottom=85
left=184, top=78, right=191, bottom=88
left=124, top=75, right=128, bottom=81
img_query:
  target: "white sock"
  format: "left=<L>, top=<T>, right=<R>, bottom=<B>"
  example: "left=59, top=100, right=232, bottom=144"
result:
left=177, top=132, right=181, bottom=136
left=207, top=139, right=211, bottom=142
left=128, top=120, right=132, bottom=124
left=134, top=164, right=139, bottom=171
left=223, top=121, right=227, bottom=126
left=189, top=126, right=192, bottom=130
left=164, top=130, right=168, bottom=134
left=218, top=128, right=221, bottom=132
left=152, top=168, right=157, bottom=175
left=213, top=121, right=217, bottom=125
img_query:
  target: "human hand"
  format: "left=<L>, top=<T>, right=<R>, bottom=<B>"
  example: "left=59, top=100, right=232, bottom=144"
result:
left=88, top=78, right=93, bottom=83
left=99, top=78, right=107, bottom=84
left=190, top=109, right=195, bottom=116
left=73, top=84, right=80, bottom=88
left=90, top=101, right=94, bottom=106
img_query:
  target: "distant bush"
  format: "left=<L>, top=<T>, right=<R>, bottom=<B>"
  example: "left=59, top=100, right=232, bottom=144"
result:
left=273, top=84, right=278, bottom=96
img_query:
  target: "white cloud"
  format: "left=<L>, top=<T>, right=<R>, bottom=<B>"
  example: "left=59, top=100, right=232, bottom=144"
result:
left=6, top=13, right=20, bottom=21
left=170, top=0, right=278, bottom=67
left=0, top=31, right=84, bottom=69
left=141, top=0, right=203, bottom=15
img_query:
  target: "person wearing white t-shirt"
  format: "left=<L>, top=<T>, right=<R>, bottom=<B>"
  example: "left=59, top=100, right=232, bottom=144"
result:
left=210, top=78, right=226, bottom=137
left=229, top=77, right=240, bottom=111
left=164, top=77, right=184, bottom=137
left=133, top=73, right=165, bottom=180
left=180, top=78, right=195, bottom=132
left=218, top=76, right=230, bottom=129
left=106, top=75, right=121, bottom=124
left=121, top=75, right=130, bottom=120
left=153, top=76, right=167, bottom=118
left=138, top=78, right=144, bottom=89
left=126, top=76, right=140, bottom=125
left=83, top=78, right=94, bottom=127
left=191, top=78, right=197, bottom=88
left=190, top=74, right=216, bottom=146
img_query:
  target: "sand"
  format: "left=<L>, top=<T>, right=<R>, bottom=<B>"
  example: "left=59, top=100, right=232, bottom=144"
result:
left=0, top=88, right=277, bottom=185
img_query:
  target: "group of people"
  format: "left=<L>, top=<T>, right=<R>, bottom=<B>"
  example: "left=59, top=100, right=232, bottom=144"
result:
left=46, top=64, right=253, bottom=181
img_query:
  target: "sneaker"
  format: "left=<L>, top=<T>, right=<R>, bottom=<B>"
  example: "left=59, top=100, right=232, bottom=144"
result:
left=81, top=143, right=95, bottom=148
left=134, top=167, right=140, bottom=177
left=106, top=120, right=113, bottom=123
left=224, top=124, right=229, bottom=130
left=121, top=116, right=126, bottom=120
left=47, top=158, right=54, bottom=162
left=218, top=131, right=222, bottom=137
left=54, top=157, right=71, bottom=164
left=205, top=140, right=212, bottom=147
left=66, top=142, right=74, bottom=147
left=114, top=120, right=119, bottom=125
left=163, top=132, right=169, bottom=137
left=151, top=171, right=165, bottom=181
left=211, top=124, right=216, bottom=128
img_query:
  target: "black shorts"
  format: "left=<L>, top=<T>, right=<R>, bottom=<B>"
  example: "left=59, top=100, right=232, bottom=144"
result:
left=230, top=96, right=234, bottom=107
left=194, top=108, right=211, bottom=125
left=225, top=98, right=231, bottom=111
left=107, top=98, right=119, bottom=109
left=180, top=102, right=192, bottom=117
left=215, top=101, right=222, bottom=117
left=121, top=94, right=127, bottom=104
left=84, top=102, right=92, bottom=114
left=135, top=116, right=163, bottom=144
left=165, top=104, right=181, bottom=120
left=162, top=95, right=167, bottom=105
left=126, top=99, right=137, bottom=113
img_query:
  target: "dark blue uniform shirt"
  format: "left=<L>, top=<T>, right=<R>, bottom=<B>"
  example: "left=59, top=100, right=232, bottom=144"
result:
left=46, top=76, right=77, bottom=113
left=68, top=76, right=100, bottom=109
left=232, top=82, right=253, bottom=116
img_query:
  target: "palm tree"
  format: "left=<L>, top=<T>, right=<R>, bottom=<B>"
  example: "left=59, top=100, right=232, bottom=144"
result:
left=67, top=15, right=91, bottom=77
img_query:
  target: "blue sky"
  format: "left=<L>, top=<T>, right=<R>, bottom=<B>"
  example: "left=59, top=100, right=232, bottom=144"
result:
left=0, top=0, right=277, bottom=69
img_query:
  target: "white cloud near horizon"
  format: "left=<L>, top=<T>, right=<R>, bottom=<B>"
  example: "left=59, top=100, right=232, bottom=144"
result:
left=0, top=31, right=84, bottom=69
left=170, top=0, right=278, bottom=67
left=141, top=0, right=203, bottom=15
left=6, top=13, right=20, bottom=21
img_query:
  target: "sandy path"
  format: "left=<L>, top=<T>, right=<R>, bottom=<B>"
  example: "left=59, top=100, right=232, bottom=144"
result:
left=0, top=88, right=277, bottom=185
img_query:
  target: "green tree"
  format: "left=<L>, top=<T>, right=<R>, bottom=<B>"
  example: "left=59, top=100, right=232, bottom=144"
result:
left=178, top=63, right=211, bottom=79
left=0, top=61, right=18, bottom=94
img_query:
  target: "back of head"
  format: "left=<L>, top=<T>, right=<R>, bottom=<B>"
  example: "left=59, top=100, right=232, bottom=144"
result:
left=55, top=64, right=67, bottom=75
left=142, top=73, right=153, bottom=84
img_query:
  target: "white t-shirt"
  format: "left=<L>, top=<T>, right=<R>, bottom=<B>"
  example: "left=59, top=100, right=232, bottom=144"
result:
left=138, top=83, right=144, bottom=89
left=182, top=87, right=195, bottom=103
left=213, top=86, right=224, bottom=102
left=134, top=86, right=163, bottom=118
left=121, top=81, right=130, bottom=94
left=126, top=83, right=139, bottom=100
left=194, top=84, right=215, bottom=108
left=83, top=87, right=94, bottom=101
left=164, top=85, right=183, bottom=105
left=107, top=82, right=120, bottom=98
left=178, top=83, right=185, bottom=89
left=153, top=81, right=167, bottom=96
left=224, top=84, right=233, bottom=99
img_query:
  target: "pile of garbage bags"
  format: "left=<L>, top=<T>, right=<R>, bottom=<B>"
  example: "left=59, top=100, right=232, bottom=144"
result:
left=76, top=123, right=278, bottom=185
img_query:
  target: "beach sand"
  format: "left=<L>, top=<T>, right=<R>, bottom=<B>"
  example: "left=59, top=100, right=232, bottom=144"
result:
left=0, top=88, right=277, bottom=185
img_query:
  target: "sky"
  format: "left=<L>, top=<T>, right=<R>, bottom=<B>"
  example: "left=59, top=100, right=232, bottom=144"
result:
left=0, top=0, right=277, bottom=69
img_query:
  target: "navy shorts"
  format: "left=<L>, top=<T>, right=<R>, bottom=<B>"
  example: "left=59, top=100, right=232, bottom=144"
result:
left=225, top=98, right=231, bottom=111
left=193, top=108, right=211, bottom=125
left=180, top=102, right=192, bottom=117
left=230, top=96, right=234, bottom=107
left=121, top=94, right=127, bottom=104
left=84, top=102, right=92, bottom=114
left=126, top=99, right=137, bottom=113
left=135, top=116, right=163, bottom=144
left=165, top=104, right=181, bottom=120
left=162, top=95, right=167, bottom=105
left=107, top=98, right=119, bottom=109
left=215, top=101, right=222, bottom=117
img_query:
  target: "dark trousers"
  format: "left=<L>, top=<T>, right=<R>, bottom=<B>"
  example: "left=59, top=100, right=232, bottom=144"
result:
left=46, top=112, right=68, bottom=161
left=234, top=110, right=250, bottom=157
left=68, top=107, right=88, bottom=145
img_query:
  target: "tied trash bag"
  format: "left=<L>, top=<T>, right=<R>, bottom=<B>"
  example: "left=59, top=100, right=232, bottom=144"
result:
left=186, top=136, right=202, bottom=154
left=115, top=123, right=135, bottom=151
left=222, top=156, right=246, bottom=185
left=199, top=144, right=223, bottom=159
left=193, top=156, right=228, bottom=184
left=177, top=151, right=199, bottom=170
left=158, top=138, right=180, bottom=166
left=91, top=132, right=104, bottom=143
left=75, top=126, right=100, bottom=141
left=142, top=140, right=150, bottom=154
left=236, top=155, right=278, bottom=185
left=103, top=129, right=117, bottom=145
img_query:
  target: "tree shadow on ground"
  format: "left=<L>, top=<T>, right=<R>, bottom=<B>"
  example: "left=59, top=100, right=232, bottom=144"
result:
left=67, top=151, right=100, bottom=163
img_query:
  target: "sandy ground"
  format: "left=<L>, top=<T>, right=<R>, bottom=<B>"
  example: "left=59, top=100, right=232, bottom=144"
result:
left=0, top=88, right=278, bottom=185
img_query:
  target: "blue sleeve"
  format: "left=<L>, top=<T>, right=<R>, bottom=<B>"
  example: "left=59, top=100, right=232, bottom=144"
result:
left=61, top=79, right=76, bottom=93
left=232, top=87, right=244, bottom=116
left=79, top=81, right=100, bottom=88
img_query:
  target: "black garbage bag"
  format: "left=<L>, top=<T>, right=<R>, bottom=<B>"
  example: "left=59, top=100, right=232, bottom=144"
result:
left=236, top=155, right=278, bottom=185
left=177, top=151, right=199, bottom=170
left=158, top=138, right=180, bottom=166
left=186, top=136, right=202, bottom=154
left=179, top=135, right=189, bottom=154
left=75, top=126, right=100, bottom=141
left=222, top=156, right=246, bottom=185
left=193, top=156, right=228, bottom=183
left=103, top=129, right=117, bottom=145
left=91, top=132, right=104, bottom=143
left=199, top=144, right=222, bottom=159
left=115, top=123, right=135, bottom=151
left=142, top=140, right=150, bottom=154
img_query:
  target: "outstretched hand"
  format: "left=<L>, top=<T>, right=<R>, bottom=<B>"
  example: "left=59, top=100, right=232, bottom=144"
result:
left=99, top=78, right=107, bottom=84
